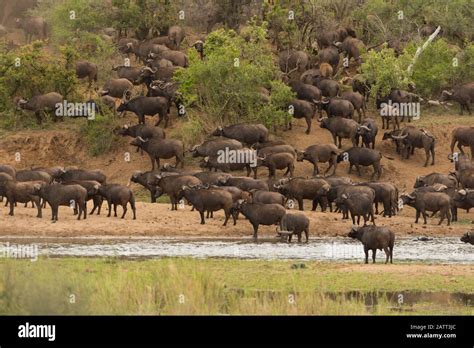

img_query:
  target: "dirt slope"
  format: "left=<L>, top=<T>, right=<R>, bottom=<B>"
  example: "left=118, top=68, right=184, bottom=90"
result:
left=0, top=109, right=473, bottom=238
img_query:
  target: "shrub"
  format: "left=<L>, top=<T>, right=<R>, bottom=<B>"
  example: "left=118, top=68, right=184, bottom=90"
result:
left=353, top=0, right=474, bottom=47
left=32, top=0, right=116, bottom=60
left=360, top=45, right=412, bottom=98
left=111, top=0, right=178, bottom=38
left=80, top=113, right=121, bottom=156
left=360, top=39, right=474, bottom=99
left=0, top=42, right=78, bottom=128
left=407, top=39, right=457, bottom=97
left=174, top=24, right=294, bottom=143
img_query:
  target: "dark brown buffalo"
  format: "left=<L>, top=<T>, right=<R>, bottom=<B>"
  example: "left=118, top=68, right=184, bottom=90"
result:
left=274, top=177, right=330, bottom=211
left=319, top=117, right=359, bottom=148
left=181, top=185, right=233, bottom=225
left=336, top=147, right=384, bottom=180
left=34, top=183, right=87, bottom=222
left=130, top=136, right=184, bottom=170
left=278, top=213, right=310, bottom=243
left=297, top=144, right=339, bottom=176
left=3, top=179, right=44, bottom=217
left=348, top=226, right=395, bottom=264
left=450, top=126, right=474, bottom=156
left=257, top=153, right=295, bottom=178
left=401, top=191, right=451, bottom=225
left=440, top=83, right=474, bottom=115
left=97, top=184, right=136, bottom=219
left=153, top=174, right=202, bottom=210
left=235, top=201, right=286, bottom=240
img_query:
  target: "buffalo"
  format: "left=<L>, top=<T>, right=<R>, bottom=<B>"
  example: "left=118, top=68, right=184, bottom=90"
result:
left=278, top=213, right=310, bottom=243
left=234, top=201, right=286, bottom=240
left=348, top=226, right=395, bottom=264
left=211, top=124, right=269, bottom=145
left=130, top=136, right=184, bottom=170
left=296, top=144, right=340, bottom=176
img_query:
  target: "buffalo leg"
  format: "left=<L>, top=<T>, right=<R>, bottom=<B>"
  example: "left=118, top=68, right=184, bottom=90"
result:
left=231, top=209, right=238, bottom=225
left=128, top=197, right=136, bottom=220
left=424, top=149, right=430, bottom=167
left=149, top=155, right=156, bottom=171
left=223, top=210, right=230, bottom=226
left=364, top=246, right=369, bottom=264
left=383, top=247, right=390, bottom=264
left=415, top=210, right=420, bottom=223
left=8, top=200, right=14, bottom=216
left=121, top=203, right=127, bottom=219
left=77, top=203, right=82, bottom=220
left=305, top=117, right=311, bottom=134
left=113, top=204, right=118, bottom=217
left=304, top=228, right=309, bottom=243
left=252, top=223, right=259, bottom=240
left=107, top=200, right=112, bottom=217
left=421, top=210, right=428, bottom=224
left=34, top=197, right=42, bottom=218
left=297, top=199, right=304, bottom=211
left=313, top=163, right=320, bottom=176
left=372, top=249, right=376, bottom=263
left=52, top=205, right=59, bottom=222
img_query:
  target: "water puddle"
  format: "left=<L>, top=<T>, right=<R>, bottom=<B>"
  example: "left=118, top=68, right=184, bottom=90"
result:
left=227, top=288, right=473, bottom=308
left=0, top=236, right=472, bottom=263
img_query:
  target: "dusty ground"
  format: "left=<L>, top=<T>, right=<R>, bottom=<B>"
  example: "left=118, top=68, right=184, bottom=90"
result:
left=0, top=199, right=471, bottom=238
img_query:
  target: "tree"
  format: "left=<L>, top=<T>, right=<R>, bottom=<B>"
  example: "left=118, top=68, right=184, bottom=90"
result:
left=174, top=24, right=294, bottom=143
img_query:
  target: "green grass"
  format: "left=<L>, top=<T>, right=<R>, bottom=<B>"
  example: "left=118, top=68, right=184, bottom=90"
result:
left=0, top=258, right=472, bottom=315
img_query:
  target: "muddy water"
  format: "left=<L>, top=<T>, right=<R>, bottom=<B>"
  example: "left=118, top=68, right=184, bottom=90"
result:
left=0, top=236, right=472, bottom=263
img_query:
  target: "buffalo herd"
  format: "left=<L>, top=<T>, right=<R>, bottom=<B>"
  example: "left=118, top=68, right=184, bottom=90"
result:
left=3, top=13, right=474, bottom=263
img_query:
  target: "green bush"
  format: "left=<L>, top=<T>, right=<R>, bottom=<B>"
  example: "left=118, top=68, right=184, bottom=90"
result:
left=80, top=113, right=121, bottom=156
left=407, top=39, right=457, bottom=97
left=360, top=45, right=412, bottom=98
left=111, top=0, right=178, bottom=38
left=353, top=0, right=473, bottom=47
left=32, top=0, right=116, bottom=60
left=0, top=42, right=78, bottom=128
left=360, top=39, right=474, bottom=99
left=174, top=24, right=294, bottom=143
